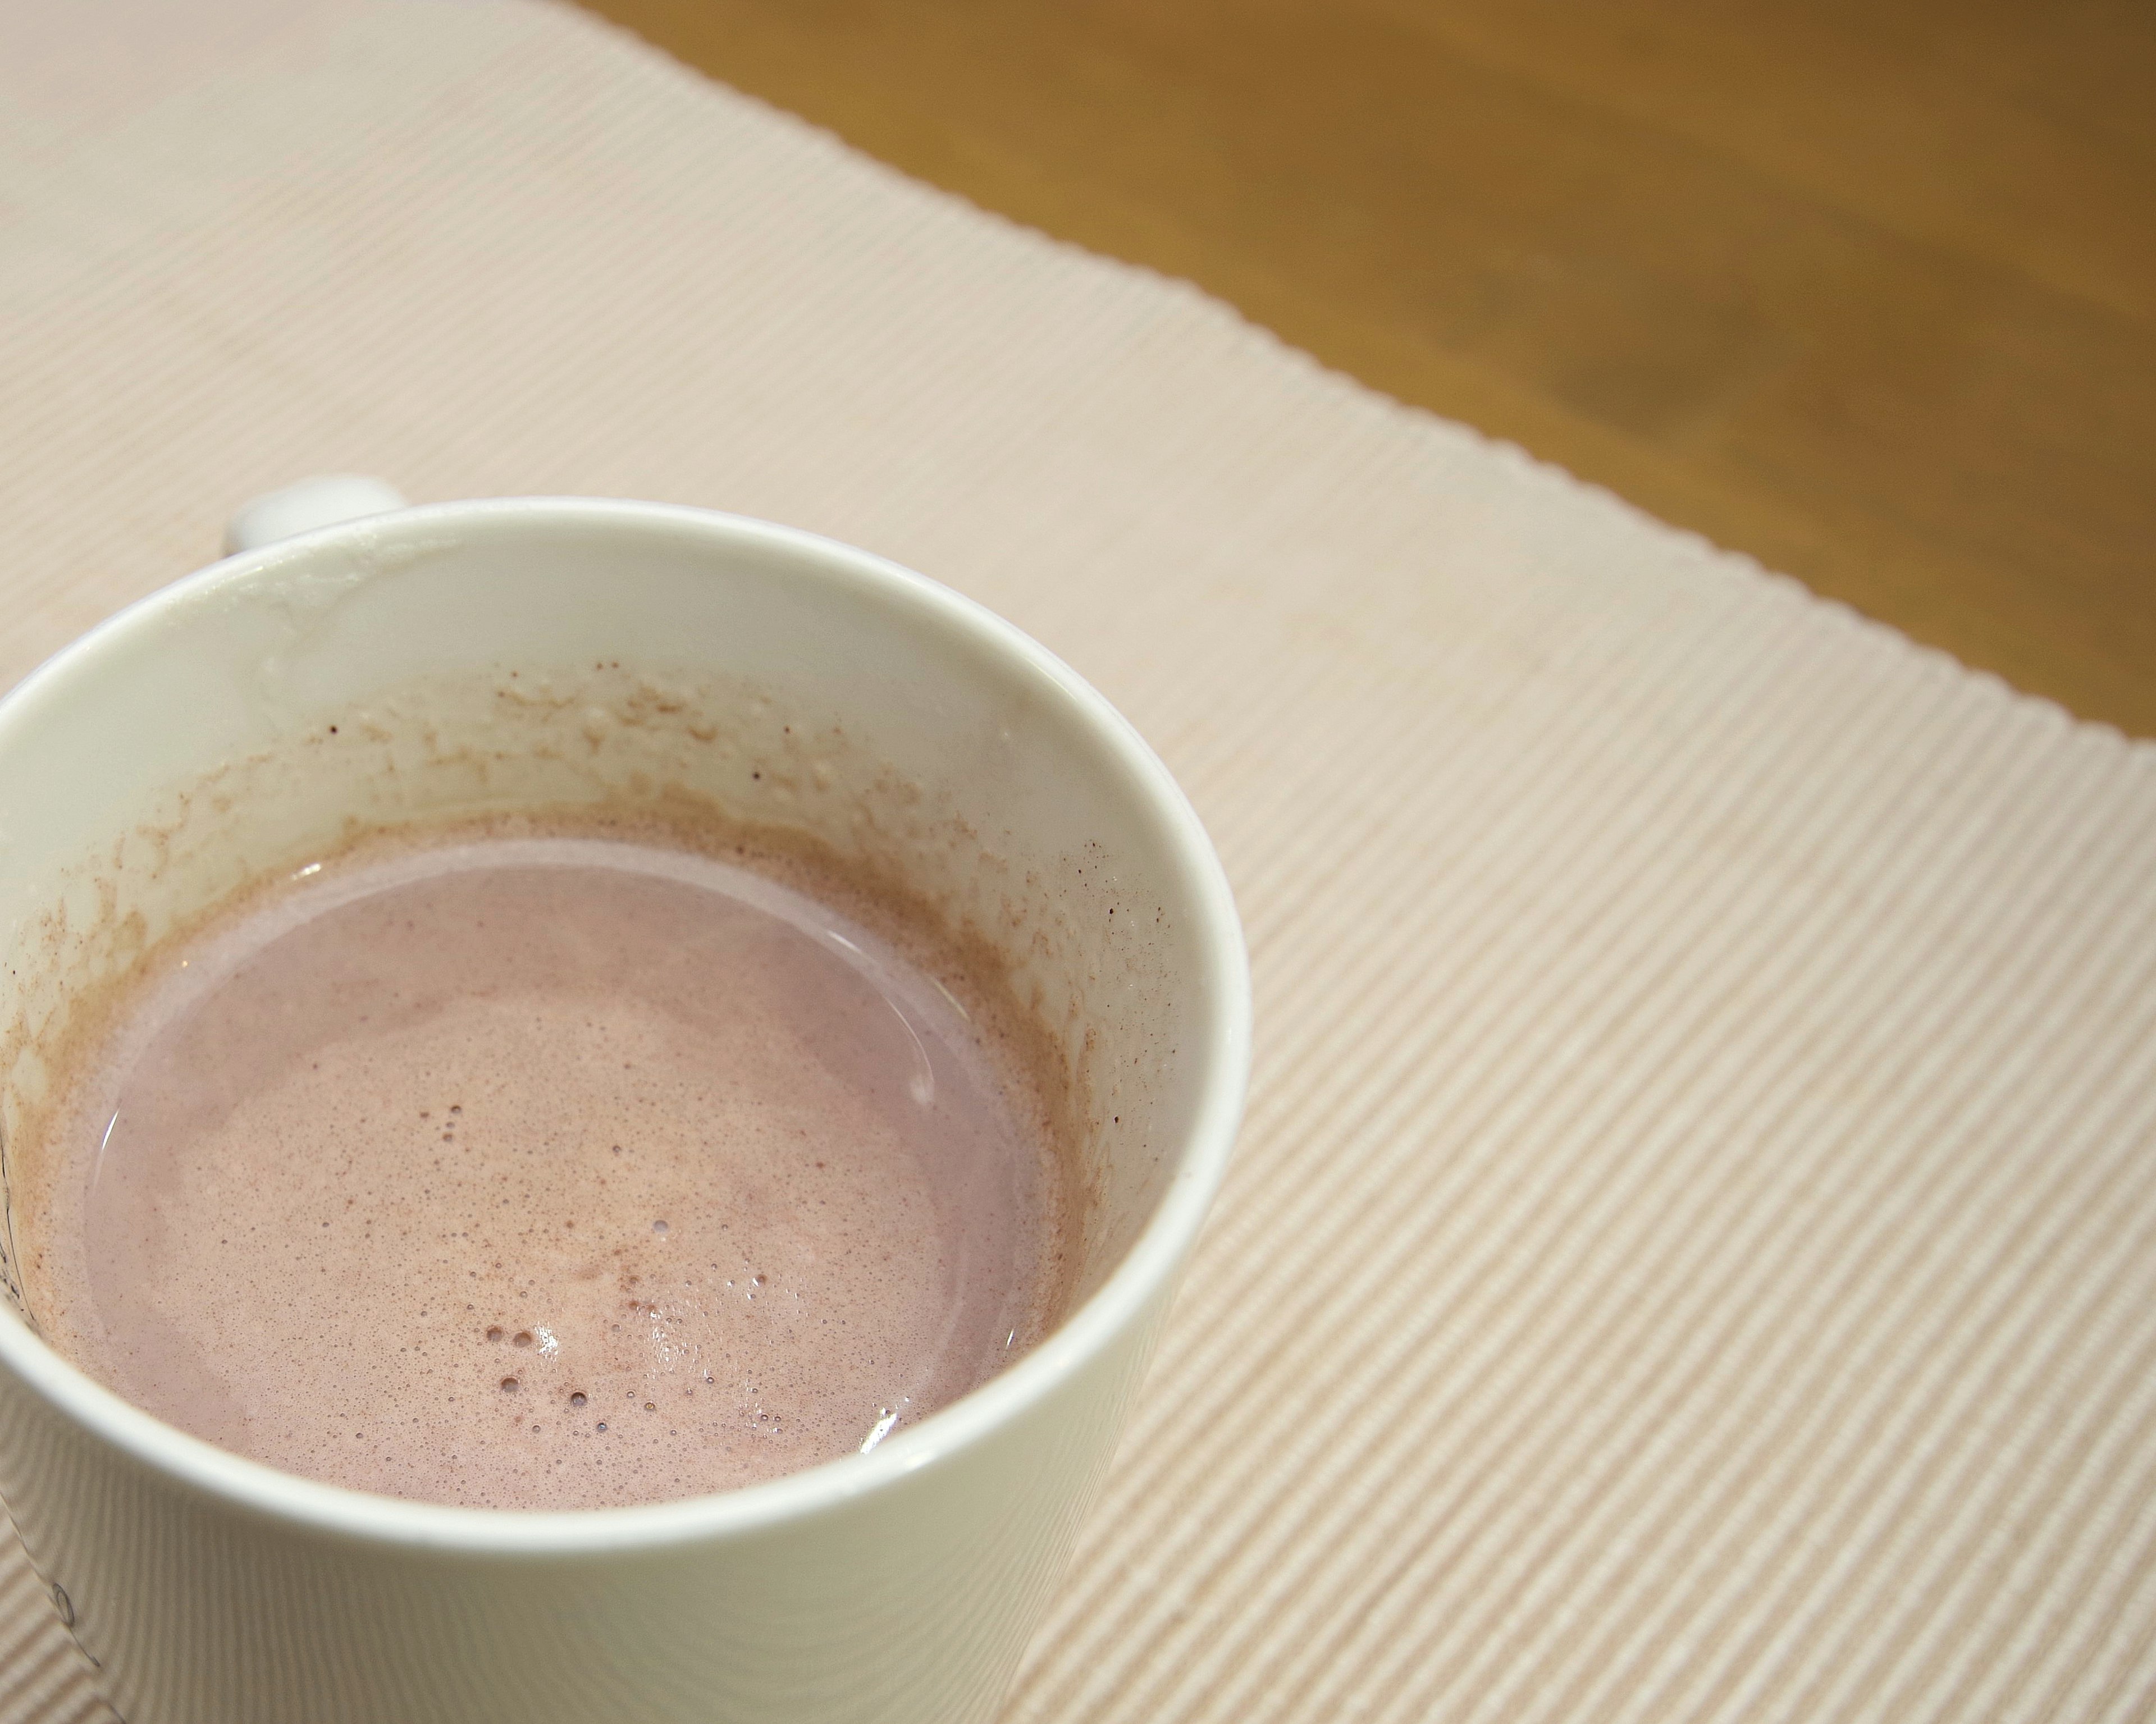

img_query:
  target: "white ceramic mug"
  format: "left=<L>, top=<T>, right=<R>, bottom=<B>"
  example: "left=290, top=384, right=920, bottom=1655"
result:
left=0, top=485, right=1249, bottom=1724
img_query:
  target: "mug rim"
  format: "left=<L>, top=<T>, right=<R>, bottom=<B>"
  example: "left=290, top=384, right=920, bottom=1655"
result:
left=0, top=497, right=1251, bottom=1554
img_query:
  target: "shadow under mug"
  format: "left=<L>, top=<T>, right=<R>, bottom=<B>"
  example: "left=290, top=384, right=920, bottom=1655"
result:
left=0, top=488, right=1249, bottom=1724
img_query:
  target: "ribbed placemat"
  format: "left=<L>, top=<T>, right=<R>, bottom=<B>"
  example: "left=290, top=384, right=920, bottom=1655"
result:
left=4, top=4, right=2154, bottom=1719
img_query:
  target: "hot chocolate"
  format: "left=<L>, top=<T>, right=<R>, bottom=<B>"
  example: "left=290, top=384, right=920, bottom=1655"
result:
left=15, top=827, right=1072, bottom=1511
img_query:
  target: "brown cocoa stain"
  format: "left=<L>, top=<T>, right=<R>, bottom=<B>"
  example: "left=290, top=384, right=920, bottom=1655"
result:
left=1, top=660, right=1171, bottom=1336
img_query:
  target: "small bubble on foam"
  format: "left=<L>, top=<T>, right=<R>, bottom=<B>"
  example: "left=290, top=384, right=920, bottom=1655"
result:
left=652, top=1219, right=668, bottom=1234
left=596, top=1422, right=607, bottom=1432
left=486, top=1327, right=504, bottom=1343
left=644, top=1401, right=656, bottom=1412
left=513, top=1331, right=533, bottom=1348
left=501, top=1378, right=519, bottom=1392
left=570, top=1392, right=587, bottom=1407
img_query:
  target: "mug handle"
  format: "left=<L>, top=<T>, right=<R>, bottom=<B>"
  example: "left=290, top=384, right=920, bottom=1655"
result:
left=223, top=475, right=408, bottom=555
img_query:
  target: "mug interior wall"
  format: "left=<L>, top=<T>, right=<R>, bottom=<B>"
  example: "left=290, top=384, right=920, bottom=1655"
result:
left=0, top=509, right=1216, bottom=1335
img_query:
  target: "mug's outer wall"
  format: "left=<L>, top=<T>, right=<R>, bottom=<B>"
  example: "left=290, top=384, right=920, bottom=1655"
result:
left=0, top=1277, right=1168, bottom=1724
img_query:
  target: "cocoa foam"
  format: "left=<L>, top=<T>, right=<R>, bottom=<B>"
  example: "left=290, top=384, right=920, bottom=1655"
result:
left=17, top=827, right=1074, bottom=1510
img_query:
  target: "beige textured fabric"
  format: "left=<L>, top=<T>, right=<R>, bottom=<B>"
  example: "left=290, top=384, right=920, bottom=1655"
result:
left=4, top=3, right=2155, bottom=1719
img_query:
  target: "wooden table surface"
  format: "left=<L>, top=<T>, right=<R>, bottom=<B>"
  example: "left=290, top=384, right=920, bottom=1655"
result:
left=579, top=0, right=2156, bottom=739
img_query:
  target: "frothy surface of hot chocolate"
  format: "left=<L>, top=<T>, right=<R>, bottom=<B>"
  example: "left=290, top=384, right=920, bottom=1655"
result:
left=25, top=836, right=1065, bottom=1510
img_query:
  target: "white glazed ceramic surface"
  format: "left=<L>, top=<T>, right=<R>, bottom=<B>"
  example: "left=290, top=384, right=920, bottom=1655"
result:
left=0, top=497, right=1249, bottom=1724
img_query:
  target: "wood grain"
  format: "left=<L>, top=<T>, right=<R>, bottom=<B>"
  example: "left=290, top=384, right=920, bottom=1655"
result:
left=577, top=0, right=2156, bottom=737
